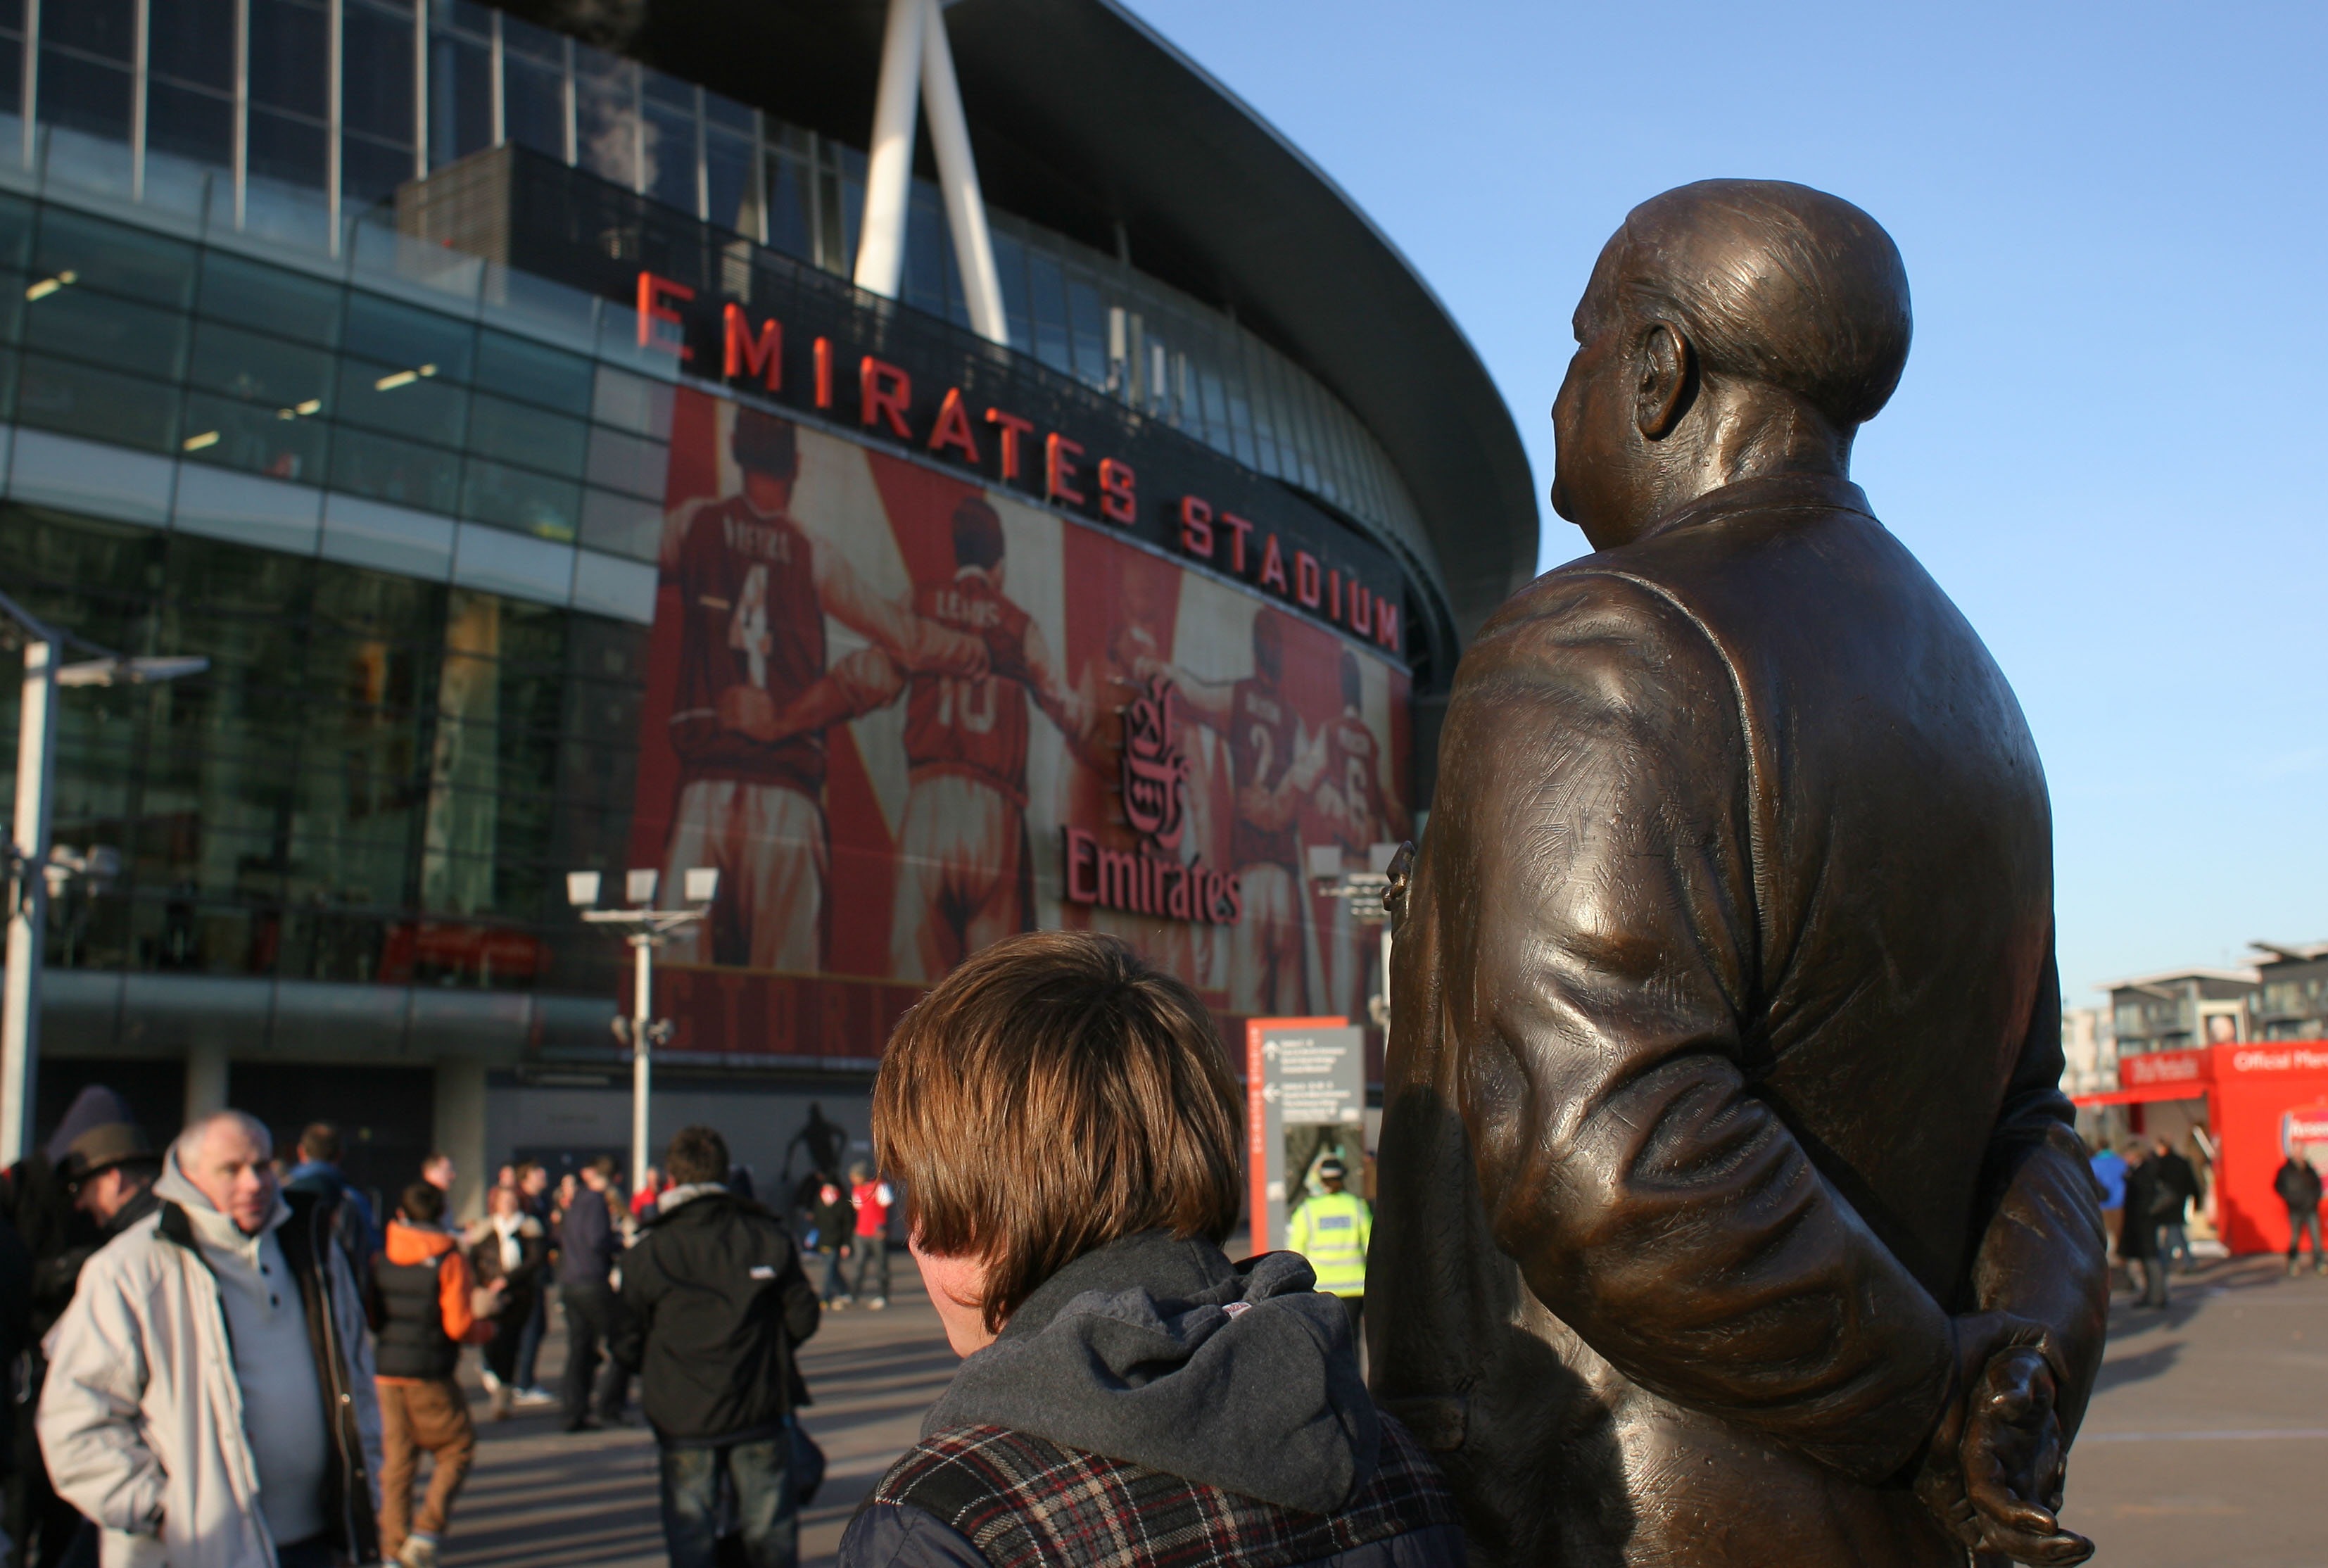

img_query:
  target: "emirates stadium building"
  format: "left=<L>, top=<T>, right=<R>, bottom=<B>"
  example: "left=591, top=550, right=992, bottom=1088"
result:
left=0, top=0, right=1534, bottom=1209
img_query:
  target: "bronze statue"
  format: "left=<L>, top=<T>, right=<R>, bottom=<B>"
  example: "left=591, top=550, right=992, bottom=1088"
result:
left=1371, top=181, right=2108, bottom=1567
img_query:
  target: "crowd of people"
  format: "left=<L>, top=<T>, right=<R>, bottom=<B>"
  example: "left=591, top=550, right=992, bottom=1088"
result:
left=0, top=1086, right=856, bottom=1568
left=2088, top=1132, right=2243, bottom=1308
left=0, top=929, right=1411, bottom=1568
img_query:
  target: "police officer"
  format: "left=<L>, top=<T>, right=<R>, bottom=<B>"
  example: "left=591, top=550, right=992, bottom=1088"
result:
left=1286, top=1156, right=1369, bottom=1338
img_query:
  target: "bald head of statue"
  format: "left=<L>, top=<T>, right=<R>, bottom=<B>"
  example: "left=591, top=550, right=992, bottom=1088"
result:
left=1550, top=179, right=1912, bottom=550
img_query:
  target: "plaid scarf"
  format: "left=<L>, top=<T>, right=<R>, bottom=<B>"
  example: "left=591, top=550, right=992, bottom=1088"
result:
left=864, top=1412, right=1457, bottom=1568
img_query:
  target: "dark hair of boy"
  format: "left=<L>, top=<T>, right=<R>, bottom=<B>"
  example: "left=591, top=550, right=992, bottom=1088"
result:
left=664, top=1125, right=729, bottom=1187
left=400, top=1182, right=445, bottom=1225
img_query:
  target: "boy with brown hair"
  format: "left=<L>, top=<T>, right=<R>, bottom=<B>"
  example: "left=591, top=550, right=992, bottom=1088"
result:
left=373, top=1181, right=500, bottom=1568
left=840, top=930, right=1462, bottom=1568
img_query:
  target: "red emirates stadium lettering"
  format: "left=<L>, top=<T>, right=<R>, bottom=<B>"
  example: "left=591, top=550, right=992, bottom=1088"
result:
left=633, top=269, right=1402, bottom=657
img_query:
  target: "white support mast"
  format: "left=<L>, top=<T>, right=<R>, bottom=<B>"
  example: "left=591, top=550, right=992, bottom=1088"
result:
left=853, top=0, right=926, bottom=303
left=854, top=0, right=1009, bottom=348
left=920, top=2, right=1009, bottom=346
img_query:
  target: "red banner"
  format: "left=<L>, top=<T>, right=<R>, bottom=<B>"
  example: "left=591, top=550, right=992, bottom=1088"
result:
left=624, top=391, right=1410, bottom=1058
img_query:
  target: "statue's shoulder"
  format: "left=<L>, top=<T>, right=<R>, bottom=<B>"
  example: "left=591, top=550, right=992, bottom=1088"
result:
left=1448, top=561, right=1741, bottom=742
left=1469, top=558, right=1719, bottom=675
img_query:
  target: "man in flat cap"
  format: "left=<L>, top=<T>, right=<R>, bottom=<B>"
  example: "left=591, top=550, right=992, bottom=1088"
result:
left=15, top=1086, right=158, bottom=1564
left=1372, top=181, right=2108, bottom=1567
left=50, top=1087, right=163, bottom=1241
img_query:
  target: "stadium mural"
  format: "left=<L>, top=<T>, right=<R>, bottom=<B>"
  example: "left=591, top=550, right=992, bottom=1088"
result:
left=626, top=390, right=1411, bottom=1059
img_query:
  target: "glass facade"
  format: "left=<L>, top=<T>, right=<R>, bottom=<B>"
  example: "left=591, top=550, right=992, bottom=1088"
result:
left=0, top=193, right=667, bottom=555
left=0, top=0, right=1427, bottom=569
left=4, top=502, right=640, bottom=1003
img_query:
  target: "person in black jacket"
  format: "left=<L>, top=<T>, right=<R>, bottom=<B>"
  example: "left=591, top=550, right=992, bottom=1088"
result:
left=557, top=1156, right=627, bottom=1431
left=612, top=1124, right=819, bottom=1568
left=2149, top=1136, right=2202, bottom=1274
left=2275, top=1153, right=2324, bottom=1275
left=11, top=1084, right=151, bottom=1566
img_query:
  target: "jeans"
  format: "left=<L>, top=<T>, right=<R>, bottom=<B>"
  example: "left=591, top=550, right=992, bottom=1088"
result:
left=2159, top=1221, right=2191, bottom=1272
left=2289, top=1205, right=2324, bottom=1260
left=818, top=1245, right=851, bottom=1303
left=848, top=1233, right=890, bottom=1301
left=559, top=1282, right=629, bottom=1427
left=483, top=1302, right=526, bottom=1389
left=660, top=1436, right=796, bottom=1568
left=378, top=1377, right=477, bottom=1555
left=2141, top=1227, right=2172, bottom=1306
left=515, top=1284, right=548, bottom=1387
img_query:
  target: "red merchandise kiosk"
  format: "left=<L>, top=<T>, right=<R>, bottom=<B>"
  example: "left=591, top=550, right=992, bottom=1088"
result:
left=2076, top=1041, right=2328, bottom=1254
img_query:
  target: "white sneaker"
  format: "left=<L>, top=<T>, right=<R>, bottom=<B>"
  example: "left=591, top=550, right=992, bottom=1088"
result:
left=513, top=1386, right=558, bottom=1408
left=398, top=1535, right=441, bottom=1568
left=481, top=1369, right=502, bottom=1394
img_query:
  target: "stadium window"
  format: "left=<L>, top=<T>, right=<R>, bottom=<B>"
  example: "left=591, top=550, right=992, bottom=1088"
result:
left=149, top=0, right=236, bottom=92
left=17, top=353, right=179, bottom=453
left=764, top=153, right=812, bottom=263
left=475, top=330, right=593, bottom=416
left=503, top=55, right=567, bottom=160
left=247, top=0, right=329, bottom=121
left=341, top=1, right=416, bottom=145
left=1026, top=251, right=1070, bottom=375
left=43, top=0, right=134, bottom=64
left=329, top=424, right=460, bottom=514
left=426, top=30, right=493, bottom=168
left=1066, top=277, right=1107, bottom=389
left=198, top=251, right=341, bottom=347
left=147, top=80, right=234, bottom=174
left=465, top=393, right=588, bottom=480
left=32, top=208, right=198, bottom=309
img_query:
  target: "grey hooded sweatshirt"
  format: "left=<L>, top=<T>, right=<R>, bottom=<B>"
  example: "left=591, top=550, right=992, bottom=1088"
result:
left=840, top=1230, right=1463, bottom=1568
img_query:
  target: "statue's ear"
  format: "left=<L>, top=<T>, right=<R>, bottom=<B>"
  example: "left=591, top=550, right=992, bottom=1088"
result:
left=1635, top=321, right=1692, bottom=440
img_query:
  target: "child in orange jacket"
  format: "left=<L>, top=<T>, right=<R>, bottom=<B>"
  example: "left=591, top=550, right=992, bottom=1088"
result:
left=373, top=1182, right=503, bottom=1568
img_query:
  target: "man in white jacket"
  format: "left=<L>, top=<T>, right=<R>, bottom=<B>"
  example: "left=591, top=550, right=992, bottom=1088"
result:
left=38, top=1110, right=383, bottom=1568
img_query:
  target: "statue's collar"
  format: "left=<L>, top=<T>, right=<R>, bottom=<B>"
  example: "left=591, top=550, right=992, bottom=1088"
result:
left=1638, top=472, right=1873, bottom=545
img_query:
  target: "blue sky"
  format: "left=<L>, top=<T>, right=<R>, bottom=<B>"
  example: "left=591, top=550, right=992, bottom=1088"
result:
left=1134, top=0, right=2328, bottom=1007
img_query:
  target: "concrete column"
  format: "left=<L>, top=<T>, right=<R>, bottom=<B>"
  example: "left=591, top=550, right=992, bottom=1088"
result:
left=433, top=1056, right=488, bottom=1222
left=184, top=1040, right=229, bottom=1125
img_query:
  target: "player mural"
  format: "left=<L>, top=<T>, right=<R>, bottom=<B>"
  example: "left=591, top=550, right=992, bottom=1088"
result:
left=628, top=390, right=1411, bottom=1058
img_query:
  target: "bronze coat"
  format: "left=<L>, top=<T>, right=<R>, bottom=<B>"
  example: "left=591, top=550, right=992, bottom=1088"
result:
left=1372, top=474, right=2107, bottom=1567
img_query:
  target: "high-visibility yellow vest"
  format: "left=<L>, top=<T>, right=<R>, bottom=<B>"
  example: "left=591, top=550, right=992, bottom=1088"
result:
left=1286, top=1189, right=1370, bottom=1297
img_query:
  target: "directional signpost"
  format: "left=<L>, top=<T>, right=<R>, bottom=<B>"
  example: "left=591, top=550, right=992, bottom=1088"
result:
left=1246, top=1016, right=1365, bottom=1251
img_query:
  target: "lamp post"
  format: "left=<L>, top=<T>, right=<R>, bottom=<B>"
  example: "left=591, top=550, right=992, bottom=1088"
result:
left=567, top=865, right=719, bottom=1196
left=0, top=588, right=205, bottom=1168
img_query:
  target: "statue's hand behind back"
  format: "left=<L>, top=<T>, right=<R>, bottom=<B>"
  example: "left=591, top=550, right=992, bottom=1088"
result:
left=1921, top=1339, right=2094, bottom=1567
left=1960, top=1348, right=2090, bottom=1564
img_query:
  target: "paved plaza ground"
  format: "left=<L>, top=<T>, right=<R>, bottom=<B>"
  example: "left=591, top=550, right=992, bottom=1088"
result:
left=435, top=1248, right=2328, bottom=1567
left=2061, top=1253, right=2328, bottom=1567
